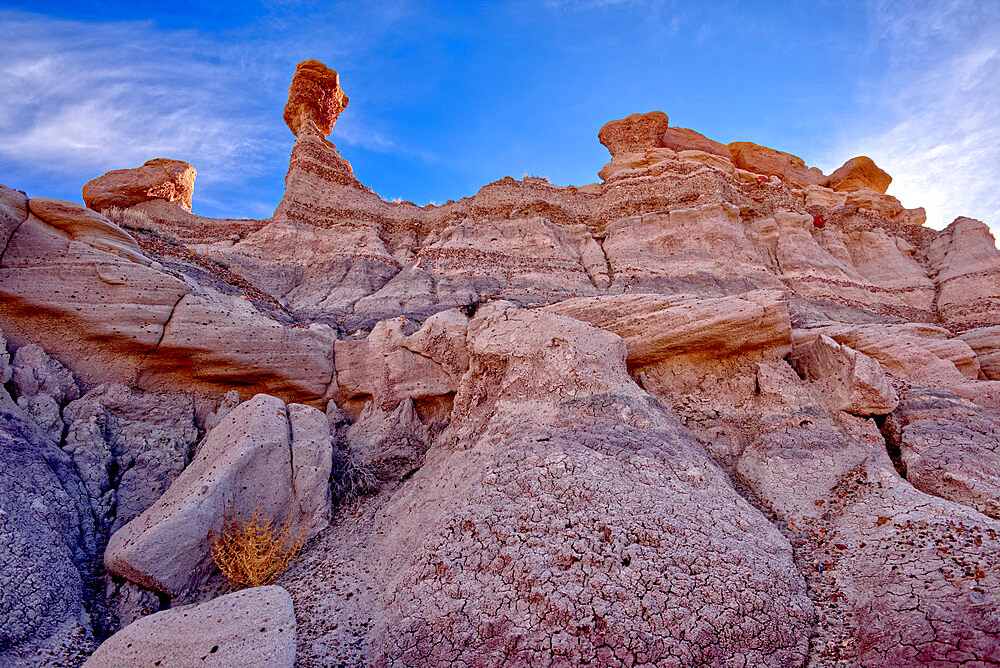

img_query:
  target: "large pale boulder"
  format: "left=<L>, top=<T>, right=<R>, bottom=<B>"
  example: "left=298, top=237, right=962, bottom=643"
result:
left=826, top=156, right=891, bottom=194
left=82, top=158, right=196, bottom=211
left=105, top=394, right=331, bottom=595
left=283, top=59, right=349, bottom=137
left=598, top=111, right=669, bottom=156
left=789, top=334, right=898, bottom=415
left=83, top=586, right=295, bottom=668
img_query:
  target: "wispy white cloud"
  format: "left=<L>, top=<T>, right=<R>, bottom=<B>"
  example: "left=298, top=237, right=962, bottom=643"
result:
left=821, top=1, right=1000, bottom=235
left=0, top=12, right=275, bottom=187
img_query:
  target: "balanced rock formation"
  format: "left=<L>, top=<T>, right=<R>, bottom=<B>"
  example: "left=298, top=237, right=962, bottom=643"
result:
left=826, top=155, right=892, bottom=194
left=283, top=58, right=350, bottom=137
left=82, top=158, right=196, bottom=211
left=2, top=58, right=1000, bottom=667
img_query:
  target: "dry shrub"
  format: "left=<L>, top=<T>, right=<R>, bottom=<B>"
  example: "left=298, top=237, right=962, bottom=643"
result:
left=330, top=454, right=380, bottom=505
left=101, top=206, right=182, bottom=245
left=208, top=507, right=306, bottom=589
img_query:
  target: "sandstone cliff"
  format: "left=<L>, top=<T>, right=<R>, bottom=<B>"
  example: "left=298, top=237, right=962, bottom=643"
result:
left=2, top=59, right=999, bottom=668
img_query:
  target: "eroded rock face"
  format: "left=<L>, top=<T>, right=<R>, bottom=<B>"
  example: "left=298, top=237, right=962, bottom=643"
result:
left=371, top=307, right=814, bottom=666
left=82, top=158, right=196, bottom=211
left=883, top=386, right=1000, bottom=519
left=924, top=216, right=1000, bottom=328
left=789, top=334, right=898, bottom=416
left=0, top=389, right=94, bottom=665
left=959, top=325, right=1000, bottom=379
left=661, top=126, right=730, bottom=157
left=83, top=586, right=295, bottom=668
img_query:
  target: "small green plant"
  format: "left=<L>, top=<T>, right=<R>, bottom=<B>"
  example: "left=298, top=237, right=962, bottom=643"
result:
left=208, top=507, right=306, bottom=589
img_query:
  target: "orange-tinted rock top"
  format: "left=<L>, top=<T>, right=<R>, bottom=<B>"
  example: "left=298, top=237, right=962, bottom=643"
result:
left=598, top=111, right=669, bottom=155
left=82, top=158, right=196, bottom=212
left=283, top=59, right=350, bottom=137
left=827, top=155, right=892, bottom=193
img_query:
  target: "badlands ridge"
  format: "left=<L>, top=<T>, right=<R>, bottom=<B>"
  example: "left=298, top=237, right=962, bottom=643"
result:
left=1, top=59, right=999, bottom=667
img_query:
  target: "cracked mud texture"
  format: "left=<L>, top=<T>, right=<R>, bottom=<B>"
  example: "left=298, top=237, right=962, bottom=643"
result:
left=369, top=308, right=814, bottom=666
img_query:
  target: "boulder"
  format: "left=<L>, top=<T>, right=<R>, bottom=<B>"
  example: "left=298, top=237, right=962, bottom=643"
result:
left=83, top=586, right=295, bottom=668
left=543, top=289, right=791, bottom=367
left=826, top=156, right=891, bottom=194
left=789, top=334, right=898, bottom=415
left=283, top=59, right=349, bottom=137
left=82, top=158, right=196, bottom=211
left=958, top=325, right=1000, bottom=380
left=344, top=398, right=429, bottom=481
left=727, top=141, right=826, bottom=186
left=104, top=394, right=331, bottom=595
left=288, top=402, right=334, bottom=536
left=598, top=111, right=669, bottom=156
left=661, top=126, right=730, bottom=158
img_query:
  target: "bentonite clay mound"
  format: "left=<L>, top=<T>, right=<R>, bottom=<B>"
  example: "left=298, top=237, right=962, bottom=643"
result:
left=2, top=58, right=1000, bottom=668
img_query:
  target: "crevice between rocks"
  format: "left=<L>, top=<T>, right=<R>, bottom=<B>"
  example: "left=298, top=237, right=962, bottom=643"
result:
left=0, top=211, right=30, bottom=268
left=874, top=414, right=907, bottom=480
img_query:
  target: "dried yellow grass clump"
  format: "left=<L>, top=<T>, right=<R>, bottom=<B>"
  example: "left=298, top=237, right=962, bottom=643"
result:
left=208, top=508, right=306, bottom=589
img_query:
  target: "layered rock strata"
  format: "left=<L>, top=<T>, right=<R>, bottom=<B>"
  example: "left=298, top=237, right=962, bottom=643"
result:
left=2, top=58, right=1000, bottom=668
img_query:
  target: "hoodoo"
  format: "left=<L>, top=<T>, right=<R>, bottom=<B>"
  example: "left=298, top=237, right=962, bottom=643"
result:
left=2, top=59, right=1000, bottom=667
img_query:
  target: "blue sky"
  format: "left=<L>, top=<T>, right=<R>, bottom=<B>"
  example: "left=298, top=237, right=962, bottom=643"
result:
left=0, top=1, right=997, bottom=233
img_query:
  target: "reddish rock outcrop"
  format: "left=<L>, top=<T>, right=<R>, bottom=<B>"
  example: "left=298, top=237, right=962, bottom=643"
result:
left=82, top=158, right=196, bottom=211
left=283, top=59, right=349, bottom=137
left=727, top=141, right=827, bottom=186
left=660, top=126, right=730, bottom=157
left=826, top=155, right=892, bottom=193
left=598, top=110, right=669, bottom=155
